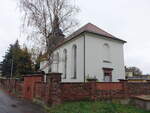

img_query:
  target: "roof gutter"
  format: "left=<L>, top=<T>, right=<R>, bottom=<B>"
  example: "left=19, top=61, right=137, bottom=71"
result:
left=86, top=31, right=127, bottom=43
left=83, top=32, right=86, bottom=82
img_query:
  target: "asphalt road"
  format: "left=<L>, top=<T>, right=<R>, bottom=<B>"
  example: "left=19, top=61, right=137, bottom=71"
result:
left=0, top=89, right=46, bottom=113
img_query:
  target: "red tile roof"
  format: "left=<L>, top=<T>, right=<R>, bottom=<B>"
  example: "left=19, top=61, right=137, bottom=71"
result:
left=68, top=23, right=116, bottom=39
left=55, top=23, right=126, bottom=49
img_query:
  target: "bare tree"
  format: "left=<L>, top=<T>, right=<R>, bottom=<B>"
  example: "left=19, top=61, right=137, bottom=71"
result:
left=126, top=66, right=143, bottom=76
left=19, top=0, right=79, bottom=71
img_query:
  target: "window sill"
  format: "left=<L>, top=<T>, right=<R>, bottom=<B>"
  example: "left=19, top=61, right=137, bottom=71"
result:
left=103, top=60, right=111, bottom=63
left=71, top=77, right=77, bottom=79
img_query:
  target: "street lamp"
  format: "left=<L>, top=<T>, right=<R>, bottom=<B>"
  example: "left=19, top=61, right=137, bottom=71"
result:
left=10, top=59, right=13, bottom=78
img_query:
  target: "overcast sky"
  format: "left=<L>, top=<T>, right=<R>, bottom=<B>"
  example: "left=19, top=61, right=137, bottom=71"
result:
left=0, top=0, right=150, bottom=74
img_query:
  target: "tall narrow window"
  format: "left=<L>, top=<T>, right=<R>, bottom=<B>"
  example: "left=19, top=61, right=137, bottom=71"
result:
left=56, top=52, right=59, bottom=72
left=103, top=43, right=111, bottom=63
left=63, top=49, right=67, bottom=79
left=50, top=53, right=54, bottom=72
left=72, top=45, right=77, bottom=79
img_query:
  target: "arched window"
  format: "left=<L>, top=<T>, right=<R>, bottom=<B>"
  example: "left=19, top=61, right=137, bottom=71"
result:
left=71, top=45, right=77, bottom=79
left=103, top=43, right=111, bottom=62
left=56, top=52, right=59, bottom=72
left=63, top=49, right=67, bottom=79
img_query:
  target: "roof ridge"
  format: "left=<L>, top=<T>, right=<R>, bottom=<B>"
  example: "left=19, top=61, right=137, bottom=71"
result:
left=66, top=23, right=116, bottom=39
left=85, top=23, right=116, bottom=38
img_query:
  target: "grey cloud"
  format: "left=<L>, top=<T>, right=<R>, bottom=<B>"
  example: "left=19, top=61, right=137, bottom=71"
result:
left=0, top=0, right=150, bottom=74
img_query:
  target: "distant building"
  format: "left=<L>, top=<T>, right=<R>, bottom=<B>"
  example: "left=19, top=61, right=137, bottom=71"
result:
left=126, top=71, right=134, bottom=77
left=125, top=67, right=134, bottom=78
left=125, top=70, right=134, bottom=78
left=126, top=75, right=150, bottom=82
left=125, top=67, right=150, bottom=82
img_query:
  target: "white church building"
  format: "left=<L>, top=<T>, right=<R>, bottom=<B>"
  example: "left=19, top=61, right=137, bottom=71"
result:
left=40, top=23, right=126, bottom=82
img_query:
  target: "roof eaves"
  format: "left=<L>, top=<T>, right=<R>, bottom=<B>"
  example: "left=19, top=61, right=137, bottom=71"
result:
left=53, top=31, right=85, bottom=50
left=54, top=29, right=127, bottom=51
left=85, top=30, right=127, bottom=43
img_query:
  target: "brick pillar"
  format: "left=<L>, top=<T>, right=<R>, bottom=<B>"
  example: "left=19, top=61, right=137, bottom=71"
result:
left=23, top=74, right=44, bottom=100
left=47, top=73, right=62, bottom=106
left=119, top=79, right=128, bottom=98
left=88, top=81, right=96, bottom=101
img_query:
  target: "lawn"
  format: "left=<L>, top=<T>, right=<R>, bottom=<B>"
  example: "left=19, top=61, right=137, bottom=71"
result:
left=45, top=101, right=150, bottom=113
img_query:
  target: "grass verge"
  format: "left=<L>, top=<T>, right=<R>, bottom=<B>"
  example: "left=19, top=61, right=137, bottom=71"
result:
left=44, top=101, right=150, bottom=113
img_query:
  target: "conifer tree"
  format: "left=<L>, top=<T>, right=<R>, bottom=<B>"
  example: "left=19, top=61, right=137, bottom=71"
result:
left=1, top=40, right=33, bottom=77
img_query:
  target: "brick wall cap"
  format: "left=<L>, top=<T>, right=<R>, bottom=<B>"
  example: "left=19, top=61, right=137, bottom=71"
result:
left=133, top=95, right=150, bottom=101
left=23, top=74, right=44, bottom=77
left=46, top=72, right=62, bottom=76
left=118, top=79, right=127, bottom=82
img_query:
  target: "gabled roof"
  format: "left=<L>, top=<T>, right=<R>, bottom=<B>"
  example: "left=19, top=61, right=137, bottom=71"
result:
left=55, top=23, right=126, bottom=49
left=68, top=23, right=116, bottom=39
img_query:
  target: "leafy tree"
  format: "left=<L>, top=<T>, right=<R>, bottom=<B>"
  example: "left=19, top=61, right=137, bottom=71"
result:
left=1, top=40, right=33, bottom=78
left=16, top=47, right=33, bottom=75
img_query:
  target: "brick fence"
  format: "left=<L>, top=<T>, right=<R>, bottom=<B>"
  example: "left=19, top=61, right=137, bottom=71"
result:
left=0, top=78, right=23, bottom=96
left=1, top=73, right=150, bottom=105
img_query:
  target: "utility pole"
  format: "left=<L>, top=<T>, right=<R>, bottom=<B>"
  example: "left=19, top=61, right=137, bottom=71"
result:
left=10, top=59, right=13, bottom=78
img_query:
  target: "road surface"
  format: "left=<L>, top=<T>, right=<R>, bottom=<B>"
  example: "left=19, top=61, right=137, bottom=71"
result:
left=0, top=89, right=46, bottom=113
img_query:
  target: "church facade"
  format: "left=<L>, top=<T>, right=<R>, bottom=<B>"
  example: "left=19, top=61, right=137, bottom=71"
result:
left=40, top=23, right=126, bottom=82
